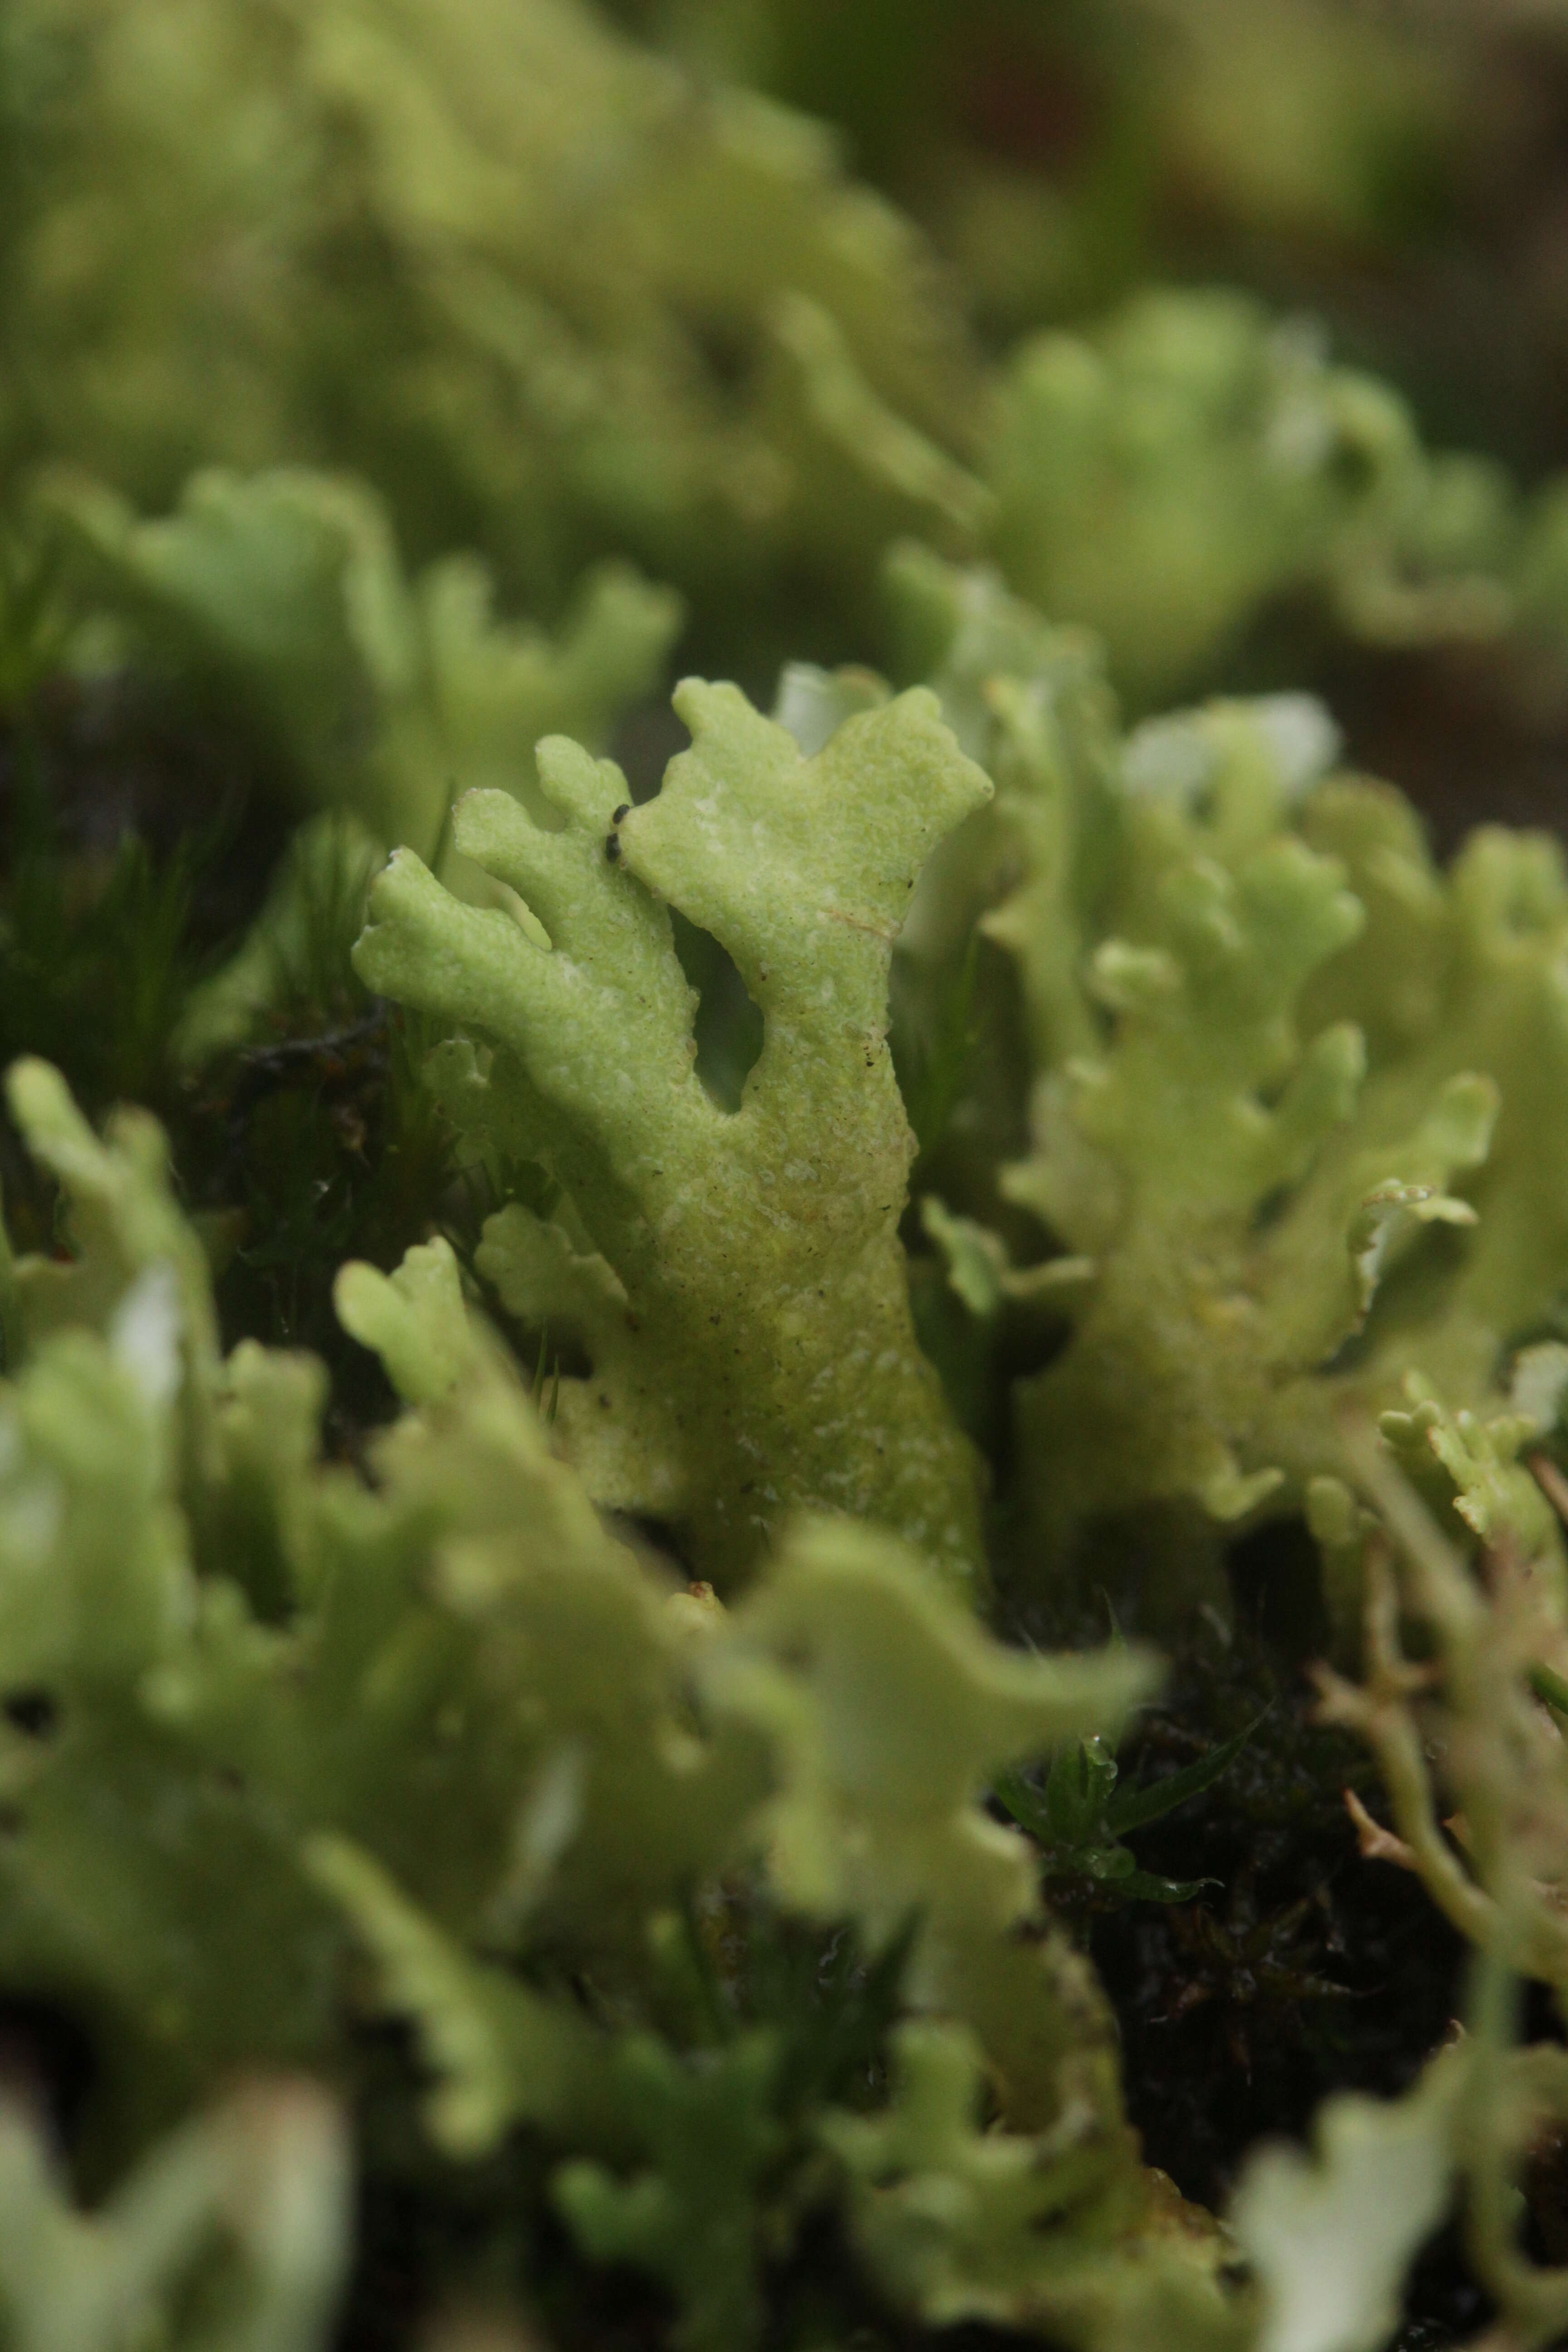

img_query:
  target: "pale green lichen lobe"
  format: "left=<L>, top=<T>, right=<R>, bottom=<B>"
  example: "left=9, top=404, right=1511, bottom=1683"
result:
left=354, top=680, right=992, bottom=1590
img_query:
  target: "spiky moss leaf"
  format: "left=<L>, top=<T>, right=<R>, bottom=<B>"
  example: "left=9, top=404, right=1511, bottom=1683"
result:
left=42, top=466, right=682, bottom=862
left=354, top=681, right=992, bottom=1591
left=982, top=287, right=1516, bottom=707
left=704, top=1517, right=1156, bottom=2125
left=0, top=2077, right=351, bottom=2352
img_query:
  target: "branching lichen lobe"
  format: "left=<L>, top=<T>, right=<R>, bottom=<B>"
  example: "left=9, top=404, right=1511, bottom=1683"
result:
left=354, top=678, right=993, bottom=1589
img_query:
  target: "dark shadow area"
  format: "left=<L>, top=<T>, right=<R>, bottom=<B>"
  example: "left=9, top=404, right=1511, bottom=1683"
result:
left=607, top=698, right=769, bottom=1112
left=0, top=1997, right=97, bottom=2151
left=608, top=698, right=692, bottom=806
left=1089, top=1607, right=1468, bottom=2217
left=670, top=909, right=765, bottom=1113
left=1228, top=1514, right=1331, bottom=1667
left=1, top=1687, right=59, bottom=1740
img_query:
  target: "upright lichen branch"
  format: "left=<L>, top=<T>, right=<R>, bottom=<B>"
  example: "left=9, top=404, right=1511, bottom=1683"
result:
left=354, top=679, right=992, bottom=1588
